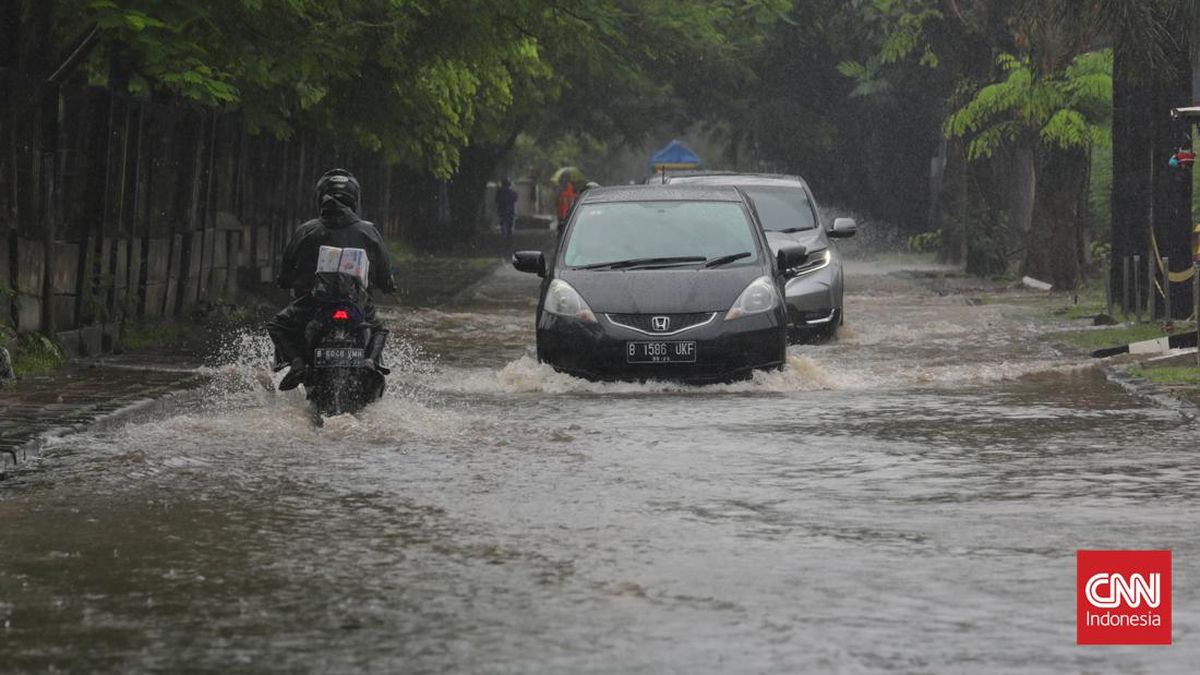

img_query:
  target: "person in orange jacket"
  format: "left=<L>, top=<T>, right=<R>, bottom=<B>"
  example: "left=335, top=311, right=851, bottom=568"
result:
left=556, top=181, right=577, bottom=227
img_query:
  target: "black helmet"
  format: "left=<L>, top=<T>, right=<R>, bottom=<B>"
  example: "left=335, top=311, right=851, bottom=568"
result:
left=315, top=168, right=361, bottom=213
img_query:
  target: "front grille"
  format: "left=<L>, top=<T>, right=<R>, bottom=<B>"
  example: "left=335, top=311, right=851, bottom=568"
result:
left=605, top=312, right=716, bottom=335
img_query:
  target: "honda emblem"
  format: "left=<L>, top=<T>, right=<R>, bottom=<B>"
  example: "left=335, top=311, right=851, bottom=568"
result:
left=651, top=316, right=670, bottom=332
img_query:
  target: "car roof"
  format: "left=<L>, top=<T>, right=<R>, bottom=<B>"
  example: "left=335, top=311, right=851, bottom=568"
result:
left=664, top=172, right=810, bottom=189
left=579, top=184, right=747, bottom=204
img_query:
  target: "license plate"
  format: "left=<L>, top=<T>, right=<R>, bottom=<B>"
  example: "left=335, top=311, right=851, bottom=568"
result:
left=626, top=341, right=697, bottom=364
left=314, top=347, right=365, bottom=367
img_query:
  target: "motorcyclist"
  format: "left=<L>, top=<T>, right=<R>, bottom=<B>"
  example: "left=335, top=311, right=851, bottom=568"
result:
left=268, top=169, right=396, bottom=391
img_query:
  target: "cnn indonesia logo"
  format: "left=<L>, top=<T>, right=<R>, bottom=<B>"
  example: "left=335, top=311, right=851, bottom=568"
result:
left=1077, top=550, right=1171, bottom=645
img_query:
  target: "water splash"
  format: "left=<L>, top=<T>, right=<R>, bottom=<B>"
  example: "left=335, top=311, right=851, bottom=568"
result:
left=430, top=354, right=844, bottom=396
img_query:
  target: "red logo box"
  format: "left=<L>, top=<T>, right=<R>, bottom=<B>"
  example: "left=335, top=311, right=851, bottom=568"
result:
left=1077, top=550, right=1171, bottom=645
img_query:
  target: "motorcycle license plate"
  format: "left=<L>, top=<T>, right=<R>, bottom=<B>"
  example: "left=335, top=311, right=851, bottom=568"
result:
left=626, top=341, right=697, bottom=364
left=314, top=347, right=366, bottom=367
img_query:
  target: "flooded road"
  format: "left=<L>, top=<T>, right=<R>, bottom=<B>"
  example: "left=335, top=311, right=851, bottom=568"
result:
left=2, top=258, right=1198, bottom=673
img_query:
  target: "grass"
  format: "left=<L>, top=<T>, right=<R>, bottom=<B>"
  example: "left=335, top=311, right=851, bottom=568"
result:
left=1042, top=278, right=1110, bottom=320
left=1051, top=323, right=1175, bottom=351
left=10, top=332, right=65, bottom=377
left=1128, top=365, right=1200, bottom=385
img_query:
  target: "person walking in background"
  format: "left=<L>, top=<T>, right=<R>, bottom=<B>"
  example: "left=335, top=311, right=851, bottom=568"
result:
left=495, top=177, right=518, bottom=241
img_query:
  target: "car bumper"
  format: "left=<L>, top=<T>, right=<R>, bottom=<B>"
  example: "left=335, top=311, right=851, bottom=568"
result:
left=537, top=310, right=787, bottom=383
left=784, top=264, right=842, bottom=326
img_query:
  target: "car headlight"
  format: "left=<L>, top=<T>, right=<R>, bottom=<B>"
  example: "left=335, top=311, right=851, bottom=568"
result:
left=724, top=276, right=780, bottom=321
left=544, top=279, right=597, bottom=323
left=789, top=249, right=831, bottom=276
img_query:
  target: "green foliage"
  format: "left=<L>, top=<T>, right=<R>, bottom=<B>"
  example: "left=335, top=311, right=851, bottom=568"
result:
left=945, top=50, right=1112, bottom=159
left=57, top=0, right=789, bottom=179
left=836, top=0, right=943, bottom=99
left=907, top=230, right=941, bottom=253
left=964, top=206, right=1010, bottom=276
left=11, top=333, right=66, bottom=377
left=1053, top=324, right=1172, bottom=351
left=1128, top=366, right=1200, bottom=385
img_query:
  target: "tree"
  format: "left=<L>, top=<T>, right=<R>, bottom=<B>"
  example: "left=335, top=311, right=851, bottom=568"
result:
left=441, top=0, right=790, bottom=242
left=945, top=50, right=1112, bottom=287
left=1026, top=0, right=1196, bottom=314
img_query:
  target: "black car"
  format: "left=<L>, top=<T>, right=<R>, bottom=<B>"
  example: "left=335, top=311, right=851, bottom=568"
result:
left=512, top=185, right=807, bottom=383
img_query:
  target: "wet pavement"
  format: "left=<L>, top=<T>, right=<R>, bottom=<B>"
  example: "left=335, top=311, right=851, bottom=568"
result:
left=2, top=255, right=1198, bottom=673
left=0, top=366, right=205, bottom=473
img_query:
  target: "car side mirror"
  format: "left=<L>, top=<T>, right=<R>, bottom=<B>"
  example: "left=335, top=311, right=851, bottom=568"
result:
left=777, top=245, right=808, bottom=273
left=829, top=217, right=857, bottom=238
left=512, top=250, right=546, bottom=276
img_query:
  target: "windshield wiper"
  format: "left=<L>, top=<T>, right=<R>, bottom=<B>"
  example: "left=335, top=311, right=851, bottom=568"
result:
left=773, top=227, right=812, bottom=233
left=703, top=251, right=752, bottom=268
left=576, top=256, right=706, bottom=270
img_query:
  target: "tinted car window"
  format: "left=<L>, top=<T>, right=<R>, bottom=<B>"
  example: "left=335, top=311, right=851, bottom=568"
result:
left=742, top=187, right=816, bottom=231
left=564, top=201, right=759, bottom=267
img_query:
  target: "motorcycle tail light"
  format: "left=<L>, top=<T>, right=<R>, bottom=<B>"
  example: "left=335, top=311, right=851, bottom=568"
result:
left=332, top=309, right=350, bottom=321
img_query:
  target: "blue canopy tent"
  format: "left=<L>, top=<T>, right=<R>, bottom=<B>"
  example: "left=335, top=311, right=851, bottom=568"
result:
left=648, top=140, right=702, bottom=175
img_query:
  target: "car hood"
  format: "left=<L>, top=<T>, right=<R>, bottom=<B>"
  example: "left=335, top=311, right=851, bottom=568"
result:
left=765, top=228, right=826, bottom=254
left=558, top=266, right=762, bottom=314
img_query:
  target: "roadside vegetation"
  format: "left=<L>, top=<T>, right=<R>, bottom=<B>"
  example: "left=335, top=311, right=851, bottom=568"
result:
left=1029, top=282, right=1200, bottom=408
left=1052, top=324, right=1175, bottom=352
left=9, top=333, right=66, bottom=378
left=1130, top=365, right=1200, bottom=384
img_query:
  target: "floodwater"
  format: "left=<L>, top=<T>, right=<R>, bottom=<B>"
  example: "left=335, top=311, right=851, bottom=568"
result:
left=2, top=258, right=1198, bottom=673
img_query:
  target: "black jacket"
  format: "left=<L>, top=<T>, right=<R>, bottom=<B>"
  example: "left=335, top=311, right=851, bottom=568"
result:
left=277, top=207, right=396, bottom=295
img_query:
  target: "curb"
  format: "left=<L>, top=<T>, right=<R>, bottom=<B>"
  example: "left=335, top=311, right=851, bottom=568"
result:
left=0, top=373, right=208, bottom=478
left=1100, top=363, right=1199, bottom=419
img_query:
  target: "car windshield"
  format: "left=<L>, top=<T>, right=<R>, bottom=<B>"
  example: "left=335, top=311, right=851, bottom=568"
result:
left=742, top=187, right=817, bottom=231
left=563, top=201, right=759, bottom=268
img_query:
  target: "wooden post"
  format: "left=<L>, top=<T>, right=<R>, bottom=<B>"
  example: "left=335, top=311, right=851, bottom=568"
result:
left=1134, top=255, right=1142, bottom=323
left=1163, top=257, right=1170, bottom=322
left=1104, top=265, right=1113, bottom=318
left=1194, top=269, right=1199, bottom=367
left=1194, top=222, right=1200, bottom=366
left=1122, top=256, right=1131, bottom=316
left=1147, top=250, right=1157, bottom=321
left=40, top=152, right=56, bottom=334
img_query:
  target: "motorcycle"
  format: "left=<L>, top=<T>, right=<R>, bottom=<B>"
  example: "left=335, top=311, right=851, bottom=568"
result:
left=300, top=253, right=388, bottom=416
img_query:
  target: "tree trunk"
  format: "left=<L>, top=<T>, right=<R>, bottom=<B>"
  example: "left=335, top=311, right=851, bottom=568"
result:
left=998, top=143, right=1036, bottom=248
left=1025, top=146, right=1087, bottom=289
left=1149, top=24, right=1193, bottom=319
left=1109, top=33, right=1154, bottom=308
left=937, top=139, right=969, bottom=265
